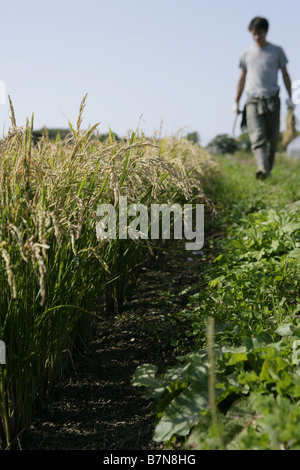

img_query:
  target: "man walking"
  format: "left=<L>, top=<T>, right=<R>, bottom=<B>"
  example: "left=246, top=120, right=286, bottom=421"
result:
left=233, top=17, right=294, bottom=179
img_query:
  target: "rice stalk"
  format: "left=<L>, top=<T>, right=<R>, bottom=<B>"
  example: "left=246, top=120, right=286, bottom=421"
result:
left=0, top=96, right=218, bottom=448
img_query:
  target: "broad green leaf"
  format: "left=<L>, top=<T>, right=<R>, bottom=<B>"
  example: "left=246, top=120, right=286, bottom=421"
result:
left=222, top=346, right=247, bottom=354
left=132, top=364, right=164, bottom=399
left=153, top=384, right=209, bottom=442
left=287, top=249, right=300, bottom=259
left=227, top=352, right=248, bottom=365
left=260, top=359, right=274, bottom=381
left=276, top=323, right=292, bottom=337
left=292, top=340, right=300, bottom=365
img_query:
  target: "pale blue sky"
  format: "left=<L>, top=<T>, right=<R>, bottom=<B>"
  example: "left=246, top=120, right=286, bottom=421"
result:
left=1, top=0, right=299, bottom=145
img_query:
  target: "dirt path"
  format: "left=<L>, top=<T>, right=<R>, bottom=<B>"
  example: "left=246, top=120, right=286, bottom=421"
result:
left=16, top=239, right=216, bottom=450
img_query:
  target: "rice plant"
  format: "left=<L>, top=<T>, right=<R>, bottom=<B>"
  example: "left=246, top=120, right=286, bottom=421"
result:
left=0, top=96, right=216, bottom=448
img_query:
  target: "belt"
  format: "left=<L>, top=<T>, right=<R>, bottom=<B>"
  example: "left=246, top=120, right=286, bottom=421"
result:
left=247, top=91, right=279, bottom=114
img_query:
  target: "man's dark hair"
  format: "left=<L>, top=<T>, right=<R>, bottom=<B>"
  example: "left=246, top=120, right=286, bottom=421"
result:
left=248, top=17, right=269, bottom=32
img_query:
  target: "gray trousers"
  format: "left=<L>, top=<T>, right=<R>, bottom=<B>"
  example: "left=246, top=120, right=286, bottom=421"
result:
left=245, top=93, right=280, bottom=175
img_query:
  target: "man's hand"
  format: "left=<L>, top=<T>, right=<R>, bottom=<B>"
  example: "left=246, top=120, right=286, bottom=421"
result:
left=286, top=97, right=295, bottom=110
left=281, top=66, right=293, bottom=104
left=232, top=102, right=240, bottom=115
left=235, top=69, right=246, bottom=107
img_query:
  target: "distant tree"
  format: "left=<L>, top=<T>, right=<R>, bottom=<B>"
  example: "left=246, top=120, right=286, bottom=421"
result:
left=32, top=128, right=72, bottom=144
left=238, top=132, right=251, bottom=152
left=206, top=133, right=239, bottom=155
left=186, top=131, right=200, bottom=144
left=97, top=131, right=120, bottom=142
left=31, top=128, right=121, bottom=145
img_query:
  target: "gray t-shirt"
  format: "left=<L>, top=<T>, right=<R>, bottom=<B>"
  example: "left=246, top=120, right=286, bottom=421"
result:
left=239, top=42, right=288, bottom=98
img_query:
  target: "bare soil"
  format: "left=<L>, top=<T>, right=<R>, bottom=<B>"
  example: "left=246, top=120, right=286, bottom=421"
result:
left=15, top=239, right=216, bottom=451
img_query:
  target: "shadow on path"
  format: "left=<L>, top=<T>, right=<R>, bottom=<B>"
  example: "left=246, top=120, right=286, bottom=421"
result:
left=17, top=241, right=215, bottom=450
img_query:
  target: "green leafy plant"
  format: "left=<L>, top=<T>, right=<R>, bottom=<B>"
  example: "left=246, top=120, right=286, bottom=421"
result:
left=133, top=153, right=300, bottom=450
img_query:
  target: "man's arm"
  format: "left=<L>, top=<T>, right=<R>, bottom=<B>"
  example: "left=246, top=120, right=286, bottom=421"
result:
left=235, top=69, right=247, bottom=104
left=281, top=66, right=292, bottom=98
